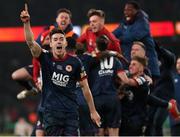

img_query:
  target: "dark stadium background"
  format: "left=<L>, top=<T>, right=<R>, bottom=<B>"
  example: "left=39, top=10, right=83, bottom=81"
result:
left=0, top=0, right=180, bottom=134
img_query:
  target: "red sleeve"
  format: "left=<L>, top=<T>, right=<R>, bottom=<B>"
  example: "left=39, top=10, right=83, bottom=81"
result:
left=32, top=58, right=41, bottom=83
left=77, top=32, right=87, bottom=43
left=105, top=29, right=121, bottom=53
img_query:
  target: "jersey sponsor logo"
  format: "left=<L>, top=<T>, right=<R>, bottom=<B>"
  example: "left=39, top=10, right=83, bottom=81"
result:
left=65, top=65, right=72, bottom=72
left=51, top=72, right=70, bottom=87
left=98, top=69, right=114, bottom=76
left=98, top=57, right=114, bottom=76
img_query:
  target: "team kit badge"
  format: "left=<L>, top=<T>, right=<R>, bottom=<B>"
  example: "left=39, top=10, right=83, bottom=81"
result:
left=66, top=65, right=72, bottom=72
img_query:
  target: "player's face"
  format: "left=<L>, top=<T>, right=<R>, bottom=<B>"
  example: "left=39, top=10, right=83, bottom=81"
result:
left=56, top=12, right=71, bottom=31
left=176, top=58, right=180, bottom=74
left=129, top=60, right=143, bottom=75
left=89, top=15, right=104, bottom=33
left=131, top=44, right=145, bottom=58
left=124, top=4, right=138, bottom=22
left=50, top=33, right=67, bottom=58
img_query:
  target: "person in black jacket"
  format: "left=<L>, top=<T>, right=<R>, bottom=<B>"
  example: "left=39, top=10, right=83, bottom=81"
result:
left=149, top=42, right=176, bottom=136
left=169, top=57, right=180, bottom=136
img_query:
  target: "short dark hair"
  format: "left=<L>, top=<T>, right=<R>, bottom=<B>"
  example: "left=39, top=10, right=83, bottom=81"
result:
left=87, top=9, right=105, bottom=18
left=177, top=56, right=180, bottom=61
left=96, top=35, right=109, bottom=51
left=75, top=43, right=86, bottom=55
left=126, top=1, right=141, bottom=10
left=66, top=37, right=77, bottom=52
left=49, top=28, right=65, bottom=39
left=133, top=41, right=146, bottom=51
left=56, top=8, right=72, bottom=18
left=131, top=56, right=148, bottom=67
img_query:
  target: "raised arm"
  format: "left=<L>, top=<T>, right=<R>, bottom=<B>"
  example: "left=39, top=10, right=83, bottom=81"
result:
left=20, top=4, right=42, bottom=57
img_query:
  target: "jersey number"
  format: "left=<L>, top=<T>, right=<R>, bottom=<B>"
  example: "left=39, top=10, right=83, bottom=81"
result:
left=100, top=57, right=114, bottom=69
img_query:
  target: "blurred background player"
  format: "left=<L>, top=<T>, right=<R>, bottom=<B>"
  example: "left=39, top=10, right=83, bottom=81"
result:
left=169, top=56, right=180, bottom=136
left=87, top=35, right=122, bottom=136
left=15, top=30, right=50, bottom=99
left=149, top=42, right=176, bottom=136
left=129, top=41, right=180, bottom=135
left=14, top=117, right=33, bottom=136
left=118, top=56, right=149, bottom=136
left=36, top=8, right=78, bottom=44
left=77, top=9, right=121, bottom=54
left=65, top=37, right=98, bottom=136
left=11, top=62, right=38, bottom=98
left=113, top=1, right=160, bottom=79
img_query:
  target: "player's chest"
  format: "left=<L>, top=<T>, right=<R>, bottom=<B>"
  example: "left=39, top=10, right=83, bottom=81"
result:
left=49, top=61, right=76, bottom=76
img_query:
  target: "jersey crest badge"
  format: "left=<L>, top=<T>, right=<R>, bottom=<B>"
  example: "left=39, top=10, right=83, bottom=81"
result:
left=66, top=65, right=72, bottom=72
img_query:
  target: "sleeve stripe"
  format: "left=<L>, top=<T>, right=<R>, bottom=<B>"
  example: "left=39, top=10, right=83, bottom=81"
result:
left=135, top=76, right=146, bottom=85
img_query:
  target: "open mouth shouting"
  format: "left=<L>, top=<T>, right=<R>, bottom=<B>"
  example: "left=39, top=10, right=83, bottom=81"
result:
left=125, top=15, right=131, bottom=21
left=56, top=45, right=62, bottom=50
left=61, top=21, right=66, bottom=26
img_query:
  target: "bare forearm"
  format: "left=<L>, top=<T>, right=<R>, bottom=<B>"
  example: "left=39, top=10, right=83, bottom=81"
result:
left=118, top=72, right=137, bottom=86
left=24, top=22, right=34, bottom=43
left=23, top=22, right=41, bottom=57
left=20, top=4, right=41, bottom=57
left=80, top=79, right=101, bottom=127
left=80, top=80, right=96, bottom=113
left=82, top=86, right=96, bottom=113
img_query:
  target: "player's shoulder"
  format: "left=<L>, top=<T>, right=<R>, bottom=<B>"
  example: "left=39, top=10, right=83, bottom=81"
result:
left=113, top=56, right=122, bottom=64
left=82, top=52, right=93, bottom=58
left=67, top=54, right=82, bottom=63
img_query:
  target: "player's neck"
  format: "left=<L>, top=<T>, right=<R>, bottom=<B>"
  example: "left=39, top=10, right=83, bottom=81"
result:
left=59, top=52, right=67, bottom=59
left=54, top=51, right=67, bottom=59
